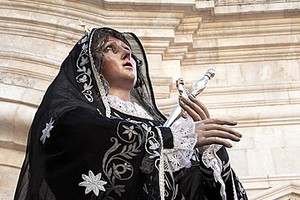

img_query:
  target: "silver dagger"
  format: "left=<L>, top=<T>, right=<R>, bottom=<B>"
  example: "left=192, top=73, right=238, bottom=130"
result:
left=163, top=68, right=215, bottom=127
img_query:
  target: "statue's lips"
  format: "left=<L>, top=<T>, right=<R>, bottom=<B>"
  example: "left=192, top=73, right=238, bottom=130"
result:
left=123, top=61, right=133, bottom=69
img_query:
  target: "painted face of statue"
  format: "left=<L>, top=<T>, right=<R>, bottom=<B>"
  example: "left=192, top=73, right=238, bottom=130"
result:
left=100, top=37, right=137, bottom=91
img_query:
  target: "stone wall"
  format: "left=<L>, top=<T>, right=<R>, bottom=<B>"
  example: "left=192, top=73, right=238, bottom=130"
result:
left=0, top=0, right=299, bottom=199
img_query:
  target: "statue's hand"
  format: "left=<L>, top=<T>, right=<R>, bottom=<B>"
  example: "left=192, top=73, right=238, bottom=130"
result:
left=179, top=94, right=210, bottom=121
left=194, top=118, right=242, bottom=148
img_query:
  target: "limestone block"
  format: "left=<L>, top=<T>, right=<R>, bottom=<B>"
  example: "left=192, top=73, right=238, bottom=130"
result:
left=252, top=126, right=286, bottom=149
left=214, top=2, right=300, bottom=14
left=272, top=146, right=300, bottom=175
left=195, top=1, right=214, bottom=9
left=0, top=84, right=44, bottom=107
left=0, top=0, right=299, bottom=199
left=243, top=176, right=300, bottom=199
left=0, top=166, right=20, bottom=200
left=0, top=102, right=36, bottom=147
left=0, top=149, right=25, bottom=200
left=229, top=126, right=255, bottom=150
left=0, top=73, right=51, bottom=94
left=227, top=149, right=249, bottom=176
left=148, top=57, right=181, bottom=81
left=246, top=148, right=276, bottom=176
left=284, top=125, right=300, bottom=147
left=0, top=35, right=71, bottom=63
left=0, top=148, right=24, bottom=169
left=174, top=34, right=193, bottom=43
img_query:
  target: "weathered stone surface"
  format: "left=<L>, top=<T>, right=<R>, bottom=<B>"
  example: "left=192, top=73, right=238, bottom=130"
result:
left=0, top=0, right=299, bottom=199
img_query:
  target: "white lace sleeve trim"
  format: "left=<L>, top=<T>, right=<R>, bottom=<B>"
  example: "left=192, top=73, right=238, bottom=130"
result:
left=202, top=144, right=227, bottom=200
left=163, top=117, right=197, bottom=172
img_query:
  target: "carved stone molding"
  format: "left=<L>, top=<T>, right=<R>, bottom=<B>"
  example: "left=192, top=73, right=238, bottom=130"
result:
left=1, top=0, right=300, bottom=199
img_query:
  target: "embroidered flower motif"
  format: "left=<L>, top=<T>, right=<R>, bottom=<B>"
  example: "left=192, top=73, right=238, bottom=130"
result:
left=79, top=170, right=107, bottom=196
left=78, top=74, right=88, bottom=83
left=122, top=125, right=138, bottom=140
left=40, top=117, right=55, bottom=144
left=149, top=139, right=160, bottom=150
left=76, top=39, right=94, bottom=103
left=142, top=123, right=152, bottom=133
left=112, top=162, right=132, bottom=179
left=80, top=56, right=89, bottom=66
left=148, top=138, right=161, bottom=159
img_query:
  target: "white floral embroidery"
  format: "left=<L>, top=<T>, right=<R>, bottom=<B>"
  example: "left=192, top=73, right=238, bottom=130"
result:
left=149, top=139, right=160, bottom=151
left=113, top=162, right=132, bottom=179
left=76, top=35, right=94, bottom=103
left=122, top=125, right=138, bottom=140
left=79, top=170, right=107, bottom=196
left=40, top=117, right=55, bottom=144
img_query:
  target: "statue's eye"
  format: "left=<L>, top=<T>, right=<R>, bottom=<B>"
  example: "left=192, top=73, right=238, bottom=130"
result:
left=104, top=45, right=114, bottom=52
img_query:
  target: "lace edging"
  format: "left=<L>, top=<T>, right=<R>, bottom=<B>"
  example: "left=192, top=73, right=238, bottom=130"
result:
left=163, top=118, right=197, bottom=172
left=202, top=144, right=227, bottom=200
left=107, top=95, right=153, bottom=120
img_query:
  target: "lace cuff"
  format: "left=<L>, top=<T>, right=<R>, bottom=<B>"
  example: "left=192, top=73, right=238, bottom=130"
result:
left=163, top=117, right=197, bottom=172
left=202, top=144, right=227, bottom=200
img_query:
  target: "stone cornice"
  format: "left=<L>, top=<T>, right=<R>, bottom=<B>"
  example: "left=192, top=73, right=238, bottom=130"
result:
left=214, top=1, right=300, bottom=14
left=157, top=80, right=300, bottom=106
left=1, top=1, right=300, bottom=199
left=0, top=0, right=181, bottom=54
left=167, top=17, right=300, bottom=66
left=2, top=0, right=300, bottom=63
left=241, top=173, right=300, bottom=186
left=241, top=176, right=300, bottom=199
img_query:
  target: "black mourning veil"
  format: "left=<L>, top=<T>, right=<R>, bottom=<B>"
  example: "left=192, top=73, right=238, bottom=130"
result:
left=14, top=27, right=166, bottom=200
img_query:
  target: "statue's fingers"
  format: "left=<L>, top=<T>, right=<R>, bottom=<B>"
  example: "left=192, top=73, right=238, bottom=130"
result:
left=202, top=118, right=238, bottom=126
left=188, top=94, right=210, bottom=119
left=180, top=97, right=207, bottom=120
left=204, top=129, right=241, bottom=141
left=179, top=99, right=202, bottom=121
left=203, top=137, right=233, bottom=148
